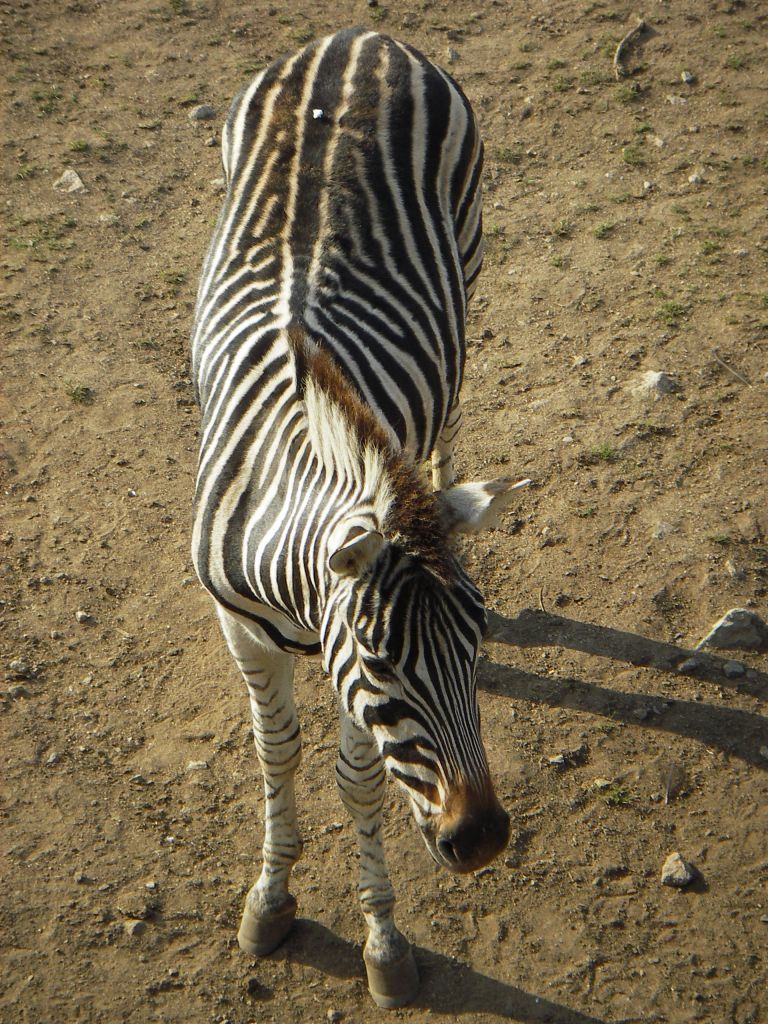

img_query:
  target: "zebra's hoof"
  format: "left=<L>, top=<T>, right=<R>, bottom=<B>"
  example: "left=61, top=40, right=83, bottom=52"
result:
left=237, top=894, right=297, bottom=956
left=364, top=944, right=419, bottom=1009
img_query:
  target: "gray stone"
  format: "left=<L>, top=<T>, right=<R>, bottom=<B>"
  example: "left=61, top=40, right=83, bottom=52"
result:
left=188, top=104, right=216, bottom=122
left=53, top=168, right=86, bottom=193
left=697, top=608, right=768, bottom=652
left=661, top=852, right=696, bottom=888
left=9, top=659, right=33, bottom=678
left=723, top=660, right=746, bottom=679
left=75, top=610, right=96, bottom=625
left=124, top=918, right=147, bottom=937
left=631, top=370, right=679, bottom=400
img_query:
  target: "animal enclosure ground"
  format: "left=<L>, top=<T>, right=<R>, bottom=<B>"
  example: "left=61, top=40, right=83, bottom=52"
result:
left=1, top=1, right=767, bottom=1023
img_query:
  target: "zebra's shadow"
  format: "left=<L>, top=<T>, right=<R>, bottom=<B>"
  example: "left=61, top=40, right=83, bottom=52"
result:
left=480, top=608, right=768, bottom=768
left=280, top=918, right=613, bottom=1023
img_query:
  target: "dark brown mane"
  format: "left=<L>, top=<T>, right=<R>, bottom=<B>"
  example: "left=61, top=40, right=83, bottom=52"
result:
left=288, top=326, right=455, bottom=583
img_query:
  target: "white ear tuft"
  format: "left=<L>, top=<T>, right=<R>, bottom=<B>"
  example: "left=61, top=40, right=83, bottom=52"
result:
left=328, top=526, right=385, bottom=578
left=438, top=478, right=532, bottom=535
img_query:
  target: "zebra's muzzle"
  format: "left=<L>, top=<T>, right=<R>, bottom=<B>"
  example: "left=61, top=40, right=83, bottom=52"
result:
left=424, top=781, right=510, bottom=874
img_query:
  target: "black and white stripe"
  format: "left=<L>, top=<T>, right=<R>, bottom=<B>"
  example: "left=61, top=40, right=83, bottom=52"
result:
left=190, top=28, right=509, bottom=1008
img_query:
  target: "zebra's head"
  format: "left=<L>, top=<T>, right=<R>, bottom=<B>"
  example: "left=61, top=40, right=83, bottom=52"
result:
left=322, top=480, right=522, bottom=874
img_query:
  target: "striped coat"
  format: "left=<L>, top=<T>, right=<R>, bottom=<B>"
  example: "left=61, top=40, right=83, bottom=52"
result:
left=190, top=28, right=511, bottom=1009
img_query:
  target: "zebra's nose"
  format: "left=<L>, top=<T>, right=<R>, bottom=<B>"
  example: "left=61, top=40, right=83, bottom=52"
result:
left=435, top=789, right=509, bottom=873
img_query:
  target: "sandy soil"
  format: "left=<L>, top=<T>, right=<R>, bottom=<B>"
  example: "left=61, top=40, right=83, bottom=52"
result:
left=2, top=2, right=767, bottom=1022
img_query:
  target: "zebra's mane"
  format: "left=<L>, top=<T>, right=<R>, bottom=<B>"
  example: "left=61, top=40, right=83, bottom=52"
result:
left=288, top=328, right=455, bottom=583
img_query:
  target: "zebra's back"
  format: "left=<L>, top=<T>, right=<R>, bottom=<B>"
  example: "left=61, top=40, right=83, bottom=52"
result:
left=193, top=27, right=483, bottom=459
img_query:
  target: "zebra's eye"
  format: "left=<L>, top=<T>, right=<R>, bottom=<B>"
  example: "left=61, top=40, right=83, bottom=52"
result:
left=362, top=656, right=398, bottom=683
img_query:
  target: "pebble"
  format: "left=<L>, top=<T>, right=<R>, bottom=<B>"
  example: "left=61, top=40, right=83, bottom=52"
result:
left=722, top=660, right=745, bottom=679
left=665, top=94, right=688, bottom=105
left=631, top=370, right=679, bottom=400
left=326, top=1012, right=343, bottom=1023
left=53, top=168, right=86, bottom=193
left=697, top=608, right=768, bottom=652
left=677, top=657, right=700, bottom=673
left=681, top=70, right=695, bottom=85
left=446, top=47, right=459, bottom=65
left=46, top=751, right=61, bottom=765
left=661, top=852, right=696, bottom=888
left=186, top=760, right=210, bottom=772
left=520, top=97, right=534, bottom=120
left=688, top=171, right=704, bottom=185
left=204, top=136, right=217, bottom=147
left=9, top=658, right=33, bottom=678
left=75, top=610, right=96, bottom=625
left=188, top=104, right=216, bottom=122
left=8, top=685, right=32, bottom=699
left=124, top=918, right=147, bottom=937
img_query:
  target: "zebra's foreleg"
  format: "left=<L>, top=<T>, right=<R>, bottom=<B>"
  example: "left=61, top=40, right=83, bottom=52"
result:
left=431, top=401, right=462, bottom=491
left=336, top=715, right=419, bottom=1009
left=216, top=608, right=302, bottom=956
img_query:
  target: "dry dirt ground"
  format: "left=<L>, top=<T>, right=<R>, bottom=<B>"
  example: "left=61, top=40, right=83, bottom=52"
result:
left=2, top=1, right=767, bottom=1022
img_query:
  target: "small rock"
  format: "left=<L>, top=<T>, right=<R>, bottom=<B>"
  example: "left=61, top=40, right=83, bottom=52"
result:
left=186, top=760, right=209, bottom=772
left=665, top=93, right=688, bottom=105
left=520, top=97, right=533, bottom=120
left=681, top=70, right=695, bottom=85
left=631, top=370, right=679, bottom=400
left=204, top=136, right=218, bottom=147
left=652, top=520, right=677, bottom=540
left=546, top=754, right=567, bottom=769
left=246, top=976, right=270, bottom=998
left=732, top=247, right=749, bottom=258
left=697, top=608, right=768, bottom=652
left=446, top=47, right=459, bottom=65
left=722, top=660, right=745, bottom=679
left=326, top=1011, right=343, bottom=1023
left=8, top=685, right=32, bottom=699
left=677, top=657, right=700, bottom=673
left=124, top=918, right=147, bottom=937
left=50, top=630, right=63, bottom=640
left=9, top=659, right=34, bottom=679
left=46, top=751, right=61, bottom=766
left=53, top=168, right=86, bottom=193
left=725, top=558, right=746, bottom=580
left=210, top=177, right=227, bottom=192
left=688, top=171, right=704, bottom=185
left=75, top=610, right=96, bottom=625
left=643, top=180, right=654, bottom=193
left=661, top=852, right=696, bottom=888
left=188, top=104, right=216, bottom=122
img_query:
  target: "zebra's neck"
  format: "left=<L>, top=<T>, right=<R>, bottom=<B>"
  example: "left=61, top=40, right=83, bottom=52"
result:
left=290, top=329, right=454, bottom=586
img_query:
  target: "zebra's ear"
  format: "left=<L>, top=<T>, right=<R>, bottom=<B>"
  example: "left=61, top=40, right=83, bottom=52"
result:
left=328, top=527, right=385, bottom=578
left=438, top=478, right=532, bottom=535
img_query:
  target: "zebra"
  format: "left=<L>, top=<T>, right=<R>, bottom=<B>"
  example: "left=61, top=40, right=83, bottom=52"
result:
left=190, top=27, right=527, bottom=1008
